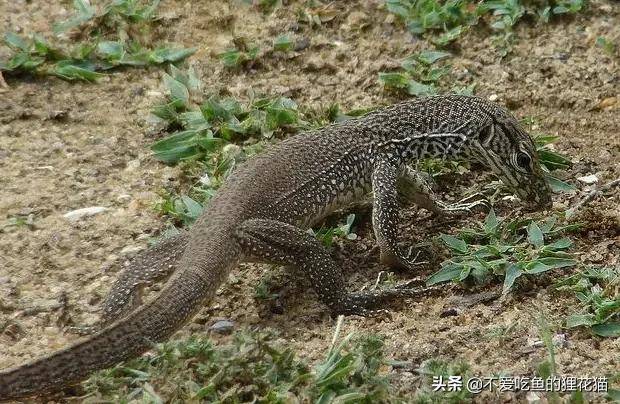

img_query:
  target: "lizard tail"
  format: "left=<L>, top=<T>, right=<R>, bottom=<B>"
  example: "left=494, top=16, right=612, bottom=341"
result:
left=0, top=251, right=235, bottom=401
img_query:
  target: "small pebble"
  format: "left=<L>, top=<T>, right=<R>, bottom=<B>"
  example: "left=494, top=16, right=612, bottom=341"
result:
left=577, top=174, right=598, bottom=184
left=210, top=320, right=234, bottom=334
left=63, top=207, right=108, bottom=222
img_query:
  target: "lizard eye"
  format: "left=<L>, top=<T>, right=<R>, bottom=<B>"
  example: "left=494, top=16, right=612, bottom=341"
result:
left=516, top=152, right=532, bottom=171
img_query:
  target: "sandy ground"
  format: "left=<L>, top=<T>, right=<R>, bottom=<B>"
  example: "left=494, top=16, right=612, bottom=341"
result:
left=0, top=0, right=618, bottom=402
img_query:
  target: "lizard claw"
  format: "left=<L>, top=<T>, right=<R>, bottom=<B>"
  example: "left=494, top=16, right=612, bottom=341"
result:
left=380, top=245, right=430, bottom=272
left=66, top=324, right=99, bottom=336
left=438, top=193, right=491, bottom=216
left=359, top=308, right=393, bottom=320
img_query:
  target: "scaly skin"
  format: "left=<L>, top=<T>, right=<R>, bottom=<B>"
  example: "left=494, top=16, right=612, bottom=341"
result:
left=0, top=95, right=552, bottom=400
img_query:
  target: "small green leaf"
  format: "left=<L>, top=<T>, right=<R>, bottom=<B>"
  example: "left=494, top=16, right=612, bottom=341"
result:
left=546, top=174, right=576, bottom=192
left=151, top=102, right=179, bottom=122
left=552, top=5, right=568, bottom=14
left=273, top=35, right=295, bottom=52
left=524, top=261, right=551, bottom=274
left=527, top=222, right=544, bottom=248
left=150, top=47, right=196, bottom=63
left=385, top=2, right=409, bottom=18
left=378, top=72, right=409, bottom=89
left=483, top=209, right=499, bottom=235
left=181, top=195, right=203, bottom=219
left=459, top=266, right=471, bottom=281
left=52, top=60, right=103, bottom=81
left=416, top=50, right=451, bottom=65
left=195, top=136, right=224, bottom=153
left=407, top=80, right=436, bottom=96
left=533, top=134, right=558, bottom=146
left=503, top=264, right=522, bottom=294
left=4, top=32, right=30, bottom=51
left=591, top=322, right=620, bottom=337
left=163, top=73, right=189, bottom=106
left=439, top=234, right=468, bottom=254
left=32, top=35, right=59, bottom=59
left=596, top=36, right=616, bottom=56
left=537, top=257, right=576, bottom=269
left=218, top=48, right=245, bottom=68
left=451, top=83, right=476, bottom=95
left=566, top=313, right=596, bottom=328
left=179, top=111, right=210, bottom=131
left=537, top=360, right=553, bottom=380
left=426, top=263, right=462, bottom=285
left=433, top=26, right=465, bottom=46
left=545, top=238, right=573, bottom=251
left=151, top=130, right=199, bottom=163
left=53, top=0, right=96, bottom=33
left=98, top=41, right=124, bottom=60
left=538, top=149, right=571, bottom=170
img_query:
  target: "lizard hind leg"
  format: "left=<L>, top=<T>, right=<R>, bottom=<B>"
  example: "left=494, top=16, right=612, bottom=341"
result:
left=99, top=231, right=189, bottom=326
left=234, top=218, right=436, bottom=316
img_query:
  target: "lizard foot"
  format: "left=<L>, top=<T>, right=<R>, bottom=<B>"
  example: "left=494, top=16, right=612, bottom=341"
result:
left=380, top=245, right=429, bottom=272
left=437, top=193, right=491, bottom=217
left=333, top=284, right=444, bottom=316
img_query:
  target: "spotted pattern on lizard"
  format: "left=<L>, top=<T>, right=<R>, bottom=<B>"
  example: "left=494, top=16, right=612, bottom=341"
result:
left=0, top=95, right=552, bottom=400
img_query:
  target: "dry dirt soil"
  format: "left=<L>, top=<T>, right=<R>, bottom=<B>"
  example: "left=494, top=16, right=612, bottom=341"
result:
left=0, top=0, right=619, bottom=403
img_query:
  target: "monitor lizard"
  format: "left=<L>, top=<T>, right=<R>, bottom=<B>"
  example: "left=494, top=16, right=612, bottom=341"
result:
left=0, top=95, right=552, bottom=400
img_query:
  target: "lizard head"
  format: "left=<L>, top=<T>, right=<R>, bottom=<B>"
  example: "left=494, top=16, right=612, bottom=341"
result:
left=469, top=107, right=552, bottom=210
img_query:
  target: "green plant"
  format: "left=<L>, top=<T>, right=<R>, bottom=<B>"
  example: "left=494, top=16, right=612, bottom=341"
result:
left=149, top=67, right=302, bottom=224
left=482, top=0, right=526, bottom=31
left=296, top=2, right=339, bottom=28
left=596, top=36, right=616, bottom=57
left=155, top=191, right=204, bottom=226
left=549, top=0, right=584, bottom=15
left=254, top=275, right=280, bottom=301
left=85, top=324, right=405, bottom=401
left=385, top=0, right=587, bottom=49
left=313, top=319, right=399, bottom=402
left=85, top=331, right=313, bottom=401
left=54, top=0, right=161, bottom=33
left=555, top=267, right=620, bottom=337
left=535, top=312, right=563, bottom=404
left=418, top=158, right=470, bottom=177
left=301, top=103, right=377, bottom=129
left=309, top=213, right=358, bottom=247
left=385, top=0, right=478, bottom=45
left=218, top=44, right=260, bottom=68
left=150, top=66, right=299, bottom=165
left=379, top=50, right=452, bottom=96
left=0, top=1, right=194, bottom=81
left=0, top=33, right=104, bottom=81
left=427, top=210, right=578, bottom=293
left=412, top=358, right=472, bottom=403
left=272, top=35, right=295, bottom=52
left=521, top=117, right=575, bottom=193
left=533, top=133, right=576, bottom=193
left=2, top=214, right=35, bottom=230
left=485, top=322, right=518, bottom=344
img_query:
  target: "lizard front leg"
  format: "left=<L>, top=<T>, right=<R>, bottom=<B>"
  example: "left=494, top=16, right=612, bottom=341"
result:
left=398, top=165, right=490, bottom=216
left=372, top=160, right=428, bottom=271
left=234, top=219, right=437, bottom=316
